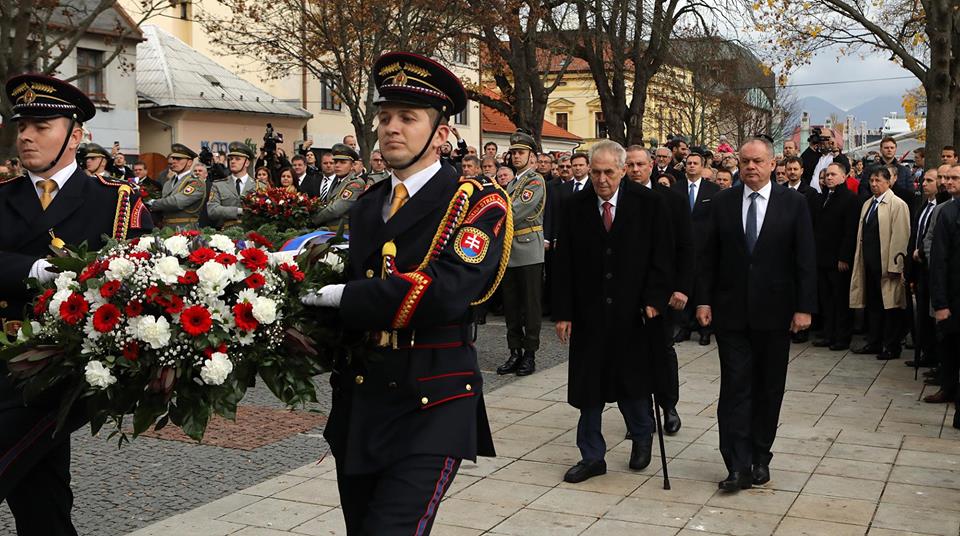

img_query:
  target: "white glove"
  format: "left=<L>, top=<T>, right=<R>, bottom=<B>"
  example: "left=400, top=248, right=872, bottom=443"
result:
left=301, top=284, right=345, bottom=308
left=28, top=259, right=56, bottom=284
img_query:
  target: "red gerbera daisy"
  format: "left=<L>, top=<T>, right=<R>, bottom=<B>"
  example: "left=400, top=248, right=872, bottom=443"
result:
left=78, top=260, right=107, bottom=283
left=203, top=342, right=229, bottom=359
left=245, top=232, right=275, bottom=250
left=34, top=289, right=54, bottom=316
left=245, top=273, right=266, bottom=289
left=164, top=295, right=185, bottom=314
left=180, top=305, right=213, bottom=336
left=178, top=270, right=199, bottom=284
left=279, top=263, right=305, bottom=282
left=188, top=247, right=217, bottom=265
left=240, top=248, right=269, bottom=271
left=232, top=302, right=259, bottom=331
left=60, top=293, right=89, bottom=325
left=125, top=300, right=143, bottom=317
left=100, top=280, right=122, bottom=299
left=92, top=303, right=121, bottom=332
left=215, top=252, right=237, bottom=266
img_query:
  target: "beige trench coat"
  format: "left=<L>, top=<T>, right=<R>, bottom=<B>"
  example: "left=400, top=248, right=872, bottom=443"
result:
left=849, top=192, right=910, bottom=310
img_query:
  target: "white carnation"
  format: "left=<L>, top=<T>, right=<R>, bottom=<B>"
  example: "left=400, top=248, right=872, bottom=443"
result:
left=48, top=289, right=73, bottom=315
left=199, top=352, right=233, bottom=385
left=106, top=257, right=135, bottom=280
left=130, top=315, right=171, bottom=349
left=133, top=236, right=156, bottom=252
left=236, top=288, right=258, bottom=304
left=16, top=321, right=41, bottom=342
left=197, top=260, right=229, bottom=289
left=84, top=288, right=106, bottom=307
left=54, top=271, right=78, bottom=291
left=251, top=296, right=277, bottom=324
left=163, top=235, right=190, bottom=257
left=268, top=251, right=297, bottom=267
left=84, top=360, right=117, bottom=389
left=208, top=234, right=236, bottom=254
left=154, top=256, right=185, bottom=285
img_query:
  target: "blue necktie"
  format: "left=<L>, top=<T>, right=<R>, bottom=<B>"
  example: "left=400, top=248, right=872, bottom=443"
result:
left=918, top=201, right=934, bottom=239
left=745, top=192, right=759, bottom=254
left=574, top=181, right=582, bottom=193
left=688, top=182, right=696, bottom=211
left=865, top=198, right=879, bottom=224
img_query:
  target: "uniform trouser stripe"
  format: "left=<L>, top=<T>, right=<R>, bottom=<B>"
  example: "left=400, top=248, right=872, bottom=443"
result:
left=0, top=413, right=55, bottom=477
left=414, top=456, right=455, bottom=536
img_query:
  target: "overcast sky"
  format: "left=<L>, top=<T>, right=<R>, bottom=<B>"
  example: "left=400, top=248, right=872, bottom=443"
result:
left=789, top=46, right=919, bottom=109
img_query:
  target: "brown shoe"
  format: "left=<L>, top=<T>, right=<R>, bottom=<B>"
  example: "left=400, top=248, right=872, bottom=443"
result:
left=923, top=390, right=953, bottom=403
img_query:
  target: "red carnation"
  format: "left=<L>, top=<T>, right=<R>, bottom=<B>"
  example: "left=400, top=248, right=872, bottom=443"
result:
left=92, top=303, right=121, bottom=332
left=125, top=300, right=143, bottom=317
left=78, top=260, right=107, bottom=283
left=123, top=340, right=140, bottom=361
left=128, top=251, right=152, bottom=261
left=145, top=286, right=161, bottom=303
left=232, top=302, right=259, bottom=331
left=245, top=273, right=266, bottom=289
left=188, top=248, right=217, bottom=265
left=34, top=289, right=54, bottom=316
left=178, top=271, right=199, bottom=285
left=164, top=295, right=184, bottom=314
left=203, top=342, right=229, bottom=359
left=180, top=305, right=213, bottom=336
left=100, top=280, right=122, bottom=299
left=280, top=263, right=305, bottom=282
left=245, top=232, right=274, bottom=250
left=59, top=293, right=89, bottom=325
left=215, top=253, right=237, bottom=266
left=240, top=248, right=269, bottom=271
left=177, top=230, right=201, bottom=238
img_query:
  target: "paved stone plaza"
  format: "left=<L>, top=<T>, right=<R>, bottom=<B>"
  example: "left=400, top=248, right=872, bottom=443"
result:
left=120, top=334, right=960, bottom=536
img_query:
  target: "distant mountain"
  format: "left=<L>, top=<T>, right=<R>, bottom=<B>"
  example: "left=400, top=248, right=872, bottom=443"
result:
left=797, top=95, right=906, bottom=129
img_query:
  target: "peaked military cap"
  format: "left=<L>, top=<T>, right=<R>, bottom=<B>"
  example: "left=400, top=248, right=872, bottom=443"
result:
left=373, top=52, right=467, bottom=118
left=509, top=129, right=539, bottom=153
left=169, top=143, right=198, bottom=160
left=82, top=143, right=110, bottom=159
left=330, top=143, right=360, bottom=161
left=5, top=73, right=96, bottom=123
left=227, top=141, right=255, bottom=160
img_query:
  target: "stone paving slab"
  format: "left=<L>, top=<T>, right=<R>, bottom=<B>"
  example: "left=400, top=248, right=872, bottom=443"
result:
left=124, top=340, right=960, bottom=535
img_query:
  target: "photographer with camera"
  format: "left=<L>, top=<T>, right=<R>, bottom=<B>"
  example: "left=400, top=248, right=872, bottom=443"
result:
left=801, top=128, right=849, bottom=193
left=255, top=123, right=291, bottom=184
left=108, top=142, right=135, bottom=180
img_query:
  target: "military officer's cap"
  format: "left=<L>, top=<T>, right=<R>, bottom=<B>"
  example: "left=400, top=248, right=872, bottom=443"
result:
left=372, top=52, right=467, bottom=118
left=169, top=143, right=198, bottom=160
left=5, top=73, right=96, bottom=123
left=227, top=141, right=255, bottom=160
left=82, top=143, right=110, bottom=159
left=330, top=143, right=360, bottom=162
left=509, top=129, right=539, bottom=153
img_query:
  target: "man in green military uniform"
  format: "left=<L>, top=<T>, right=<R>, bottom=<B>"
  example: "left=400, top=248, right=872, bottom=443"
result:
left=80, top=142, right=117, bottom=180
left=497, top=129, right=546, bottom=376
left=147, top=143, right=204, bottom=228
left=363, top=149, right=391, bottom=186
left=311, top=143, right=366, bottom=230
left=207, top=141, right=258, bottom=229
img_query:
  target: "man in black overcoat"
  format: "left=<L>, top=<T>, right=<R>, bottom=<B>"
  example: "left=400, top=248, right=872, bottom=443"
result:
left=553, top=140, right=673, bottom=484
left=812, top=162, right=860, bottom=351
left=929, top=164, right=960, bottom=425
left=0, top=74, right=153, bottom=535
left=696, top=138, right=817, bottom=492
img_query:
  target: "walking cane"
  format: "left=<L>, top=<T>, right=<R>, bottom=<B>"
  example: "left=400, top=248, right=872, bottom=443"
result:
left=651, top=393, right=671, bottom=490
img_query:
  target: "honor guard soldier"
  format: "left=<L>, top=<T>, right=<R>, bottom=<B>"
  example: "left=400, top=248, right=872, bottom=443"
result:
left=496, top=129, right=546, bottom=377
left=0, top=73, right=153, bottom=536
left=207, top=141, right=258, bottom=229
left=147, top=143, right=204, bottom=228
left=311, top=143, right=366, bottom=230
left=80, top=142, right=116, bottom=179
left=301, top=51, right=509, bottom=535
left=363, top=149, right=391, bottom=186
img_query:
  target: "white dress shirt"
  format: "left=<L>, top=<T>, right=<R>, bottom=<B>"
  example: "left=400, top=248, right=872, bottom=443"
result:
left=233, top=174, right=250, bottom=193
left=686, top=178, right=702, bottom=201
left=742, top=180, right=773, bottom=234
left=571, top=176, right=589, bottom=192
left=597, top=187, right=620, bottom=221
left=29, top=161, right=77, bottom=202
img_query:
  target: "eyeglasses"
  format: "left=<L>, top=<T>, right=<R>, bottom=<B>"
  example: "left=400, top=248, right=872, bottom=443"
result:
left=558, top=165, right=571, bottom=169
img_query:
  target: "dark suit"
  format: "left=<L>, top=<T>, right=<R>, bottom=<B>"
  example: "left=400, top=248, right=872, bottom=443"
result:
left=698, top=183, right=817, bottom=473
left=0, top=166, right=153, bottom=536
left=552, top=180, right=673, bottom=460
left=930, top=200, right=960, bottom=398
left=814, top=186, right=859, bottom=345
left=327, top=164, right=504, bottom=534
left=297, top=171, right=322, bottom=197
left=907, top=197, right=941, bottom=364
left=673, top=177, right=721, bottom=336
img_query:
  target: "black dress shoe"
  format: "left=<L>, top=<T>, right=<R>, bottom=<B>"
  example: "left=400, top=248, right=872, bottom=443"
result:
left=953, top=411, right=960, bottom=431
left=852, top=344, right=881, bottom=355
left=516, top=350, right=536, bottom=376
left=496, top=349, right=522, bottom=375
left=905, top=359, right=937, bottom=368
left=664, top=407, right=681, bottom=435
left=564, top=460, right=607, bottom=483
left=673, top=329, right=691, bottom=343
left=718, top=471, right=752, bottom=492
left=829, top=342, right=850, bottom=351
left=876, top=350, right=901, bottom=361
left=792, top=331, right=809, bottom=344
left=752, top=464, right=770, bottom=485
left=698, top=332, right=711, bottom=346
left=811, top=338, right=833, bottom=347
left=629, top=436, right=653, bottom=470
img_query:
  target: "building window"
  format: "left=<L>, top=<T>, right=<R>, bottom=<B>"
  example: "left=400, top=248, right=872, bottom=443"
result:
left=452, top=38, right=470, bottom=64
left=595, top=112, right=607, bottom=139
left=555, top=112, right=568, bottom=131
left=174, top=0, right=191, bottom=20
left=453, top=108, right=468, bottom=126
left=76, top=48, right=105, bottom=101
left=320, top=74, right=341, bottom=111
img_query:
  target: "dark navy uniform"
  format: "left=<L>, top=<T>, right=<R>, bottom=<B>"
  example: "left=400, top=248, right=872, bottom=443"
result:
left=317, top=52, right=508, bottom=536
left=0, top=74, right=153, bottom=536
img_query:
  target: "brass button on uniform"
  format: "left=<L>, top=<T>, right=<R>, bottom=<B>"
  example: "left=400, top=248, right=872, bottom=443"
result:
left=465, top=384, right=472, bottom=391
left=365, top=269, right=375, bottom=278
left=0, top=300, right=7, bottom=309
left=354, top=375, right=364, bottom=385
left=421, top=397, right=429, bottom=405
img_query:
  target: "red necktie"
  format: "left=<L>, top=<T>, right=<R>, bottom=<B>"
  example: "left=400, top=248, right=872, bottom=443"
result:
left=602, top=201, right=613, bottom=232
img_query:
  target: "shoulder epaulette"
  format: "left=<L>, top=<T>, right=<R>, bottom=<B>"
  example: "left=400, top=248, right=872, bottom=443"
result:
left=0, top=174, right=25, bottom=186
left=212, top=176, right=230, bottom=182
left=96, top=175, right=130, bottom=187
left=458, top=176, right=484, bottom=192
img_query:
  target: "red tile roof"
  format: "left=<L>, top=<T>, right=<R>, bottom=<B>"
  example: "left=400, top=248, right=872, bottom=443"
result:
left=481, top=106, right=582, bottom=141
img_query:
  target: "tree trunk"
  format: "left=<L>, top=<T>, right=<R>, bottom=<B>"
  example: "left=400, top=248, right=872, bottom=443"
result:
left=923, top=8, right=955, bottom=169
